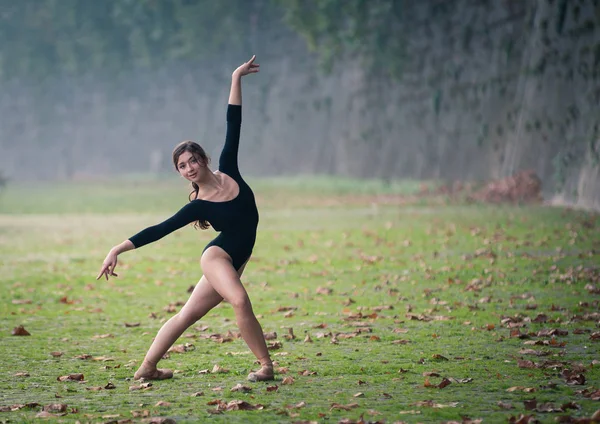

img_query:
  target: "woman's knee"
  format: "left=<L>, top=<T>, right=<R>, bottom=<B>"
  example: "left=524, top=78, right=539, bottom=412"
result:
left=229, top=294, right=253, bottom=314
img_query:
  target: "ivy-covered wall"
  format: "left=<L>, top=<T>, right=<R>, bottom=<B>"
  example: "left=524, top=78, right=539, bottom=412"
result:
left=0, top=0, right=598, bottom=209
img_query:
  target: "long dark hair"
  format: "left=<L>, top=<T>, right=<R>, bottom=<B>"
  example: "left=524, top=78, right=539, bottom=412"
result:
left=172, top=140, right=211, bottom=230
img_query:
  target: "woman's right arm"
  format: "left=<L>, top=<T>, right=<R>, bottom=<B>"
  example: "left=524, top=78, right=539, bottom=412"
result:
left=96, top=202, right=202, bottom=280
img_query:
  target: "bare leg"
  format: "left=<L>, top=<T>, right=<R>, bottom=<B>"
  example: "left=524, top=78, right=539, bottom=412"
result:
left=134, top=274, right=223, bottom=380
left=201, top=247, right=273, bottom=381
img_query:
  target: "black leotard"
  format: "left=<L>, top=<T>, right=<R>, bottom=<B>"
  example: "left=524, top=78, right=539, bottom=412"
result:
left=128, top=104, right=259, bottom=270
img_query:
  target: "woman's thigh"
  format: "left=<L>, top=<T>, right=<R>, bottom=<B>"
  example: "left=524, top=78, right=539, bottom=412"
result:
left=200, top=246, right=251, bottom=306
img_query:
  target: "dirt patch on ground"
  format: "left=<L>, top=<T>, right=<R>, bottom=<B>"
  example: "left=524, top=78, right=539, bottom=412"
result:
left=418, top=170, right=543, bottom=205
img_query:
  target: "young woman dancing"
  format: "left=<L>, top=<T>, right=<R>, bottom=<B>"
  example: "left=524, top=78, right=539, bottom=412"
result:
left=96, top=55, right=274, bottom=382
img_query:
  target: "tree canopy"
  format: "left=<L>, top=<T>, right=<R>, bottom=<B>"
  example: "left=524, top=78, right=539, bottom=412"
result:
left=0, top=0, right=407, bottom=80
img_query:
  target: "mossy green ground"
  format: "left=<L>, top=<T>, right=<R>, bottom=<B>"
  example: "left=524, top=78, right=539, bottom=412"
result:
left=1, top=177, right=599, bottom=423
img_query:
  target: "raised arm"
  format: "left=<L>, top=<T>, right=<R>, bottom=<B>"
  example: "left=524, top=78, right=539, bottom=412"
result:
left=219, top=56, right=259, bottom=177
left=229, top=55, right=259, bottom=105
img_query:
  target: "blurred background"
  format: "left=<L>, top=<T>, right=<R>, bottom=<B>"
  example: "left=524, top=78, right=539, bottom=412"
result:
left=0, top=0, right=598, bottom=209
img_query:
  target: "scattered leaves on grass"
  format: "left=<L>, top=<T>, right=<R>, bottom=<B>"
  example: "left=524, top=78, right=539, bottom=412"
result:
left=0, top=403, right=40, bottom=412
left=11, top=325, right=30, bottom=336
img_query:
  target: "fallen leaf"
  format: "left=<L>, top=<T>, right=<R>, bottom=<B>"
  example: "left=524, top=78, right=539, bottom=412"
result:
left=330, top=402, right=359, bottom=411
left=316, top=287, right=332, bottom=295
left=497, top=401, right=514, bottom=409
left=91, top=334, right=113, bottom=339
left=155, top=401, right=172, bottom=407
left=129, top=382, right=153, bottom=391
left=57, top=373, right=84, bottom=382
left=43, top=403, right=67, bottom=413
left=11, top=325, right=31, bottom=336
left=286, top=401, right=306, bottom=409
left=282, top=376, right=295, bottom=385
left=211, top=364, right=228, bottom=374
left=230, top=384, right=252, bottom=393
left=14, top=372, right=30, bottom=377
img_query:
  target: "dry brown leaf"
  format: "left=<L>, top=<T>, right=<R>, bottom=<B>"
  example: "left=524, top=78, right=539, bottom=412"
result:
left=74, top=354, right=92, bottom=360
left=282, top=376, right=295, bottom=385
left=155, top=401, right=172, bottom=407
left=424, top=377, right=451, bottom=389
left=14, top=372, right=30, bottom=377
left=230, top=384, right=252, bottom=393
left=316, top=287, right=332, bottom=295
left=43, top=403, right=67, bottom=413
left=263, top=331, right=278, bottom=340
left=330, top=402, right=359, bottom=411
left=211, top=364, right=228, bottom=374
left=497, top=401, right=514, bottom=410
left=57, top=373, right=84, bottom=382
left=91, top=333, right=113, bottom=339
left=11, top=325, right=31, bottom=336
left=129, top=382, right=153, bottom=391
left=286, top=401, right=306, bottom=409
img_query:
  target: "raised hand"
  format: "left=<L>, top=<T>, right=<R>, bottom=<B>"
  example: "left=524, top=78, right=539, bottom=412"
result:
left=233, top=55, right=259, bottom=77
left=97, top=250, right=119, bottom=280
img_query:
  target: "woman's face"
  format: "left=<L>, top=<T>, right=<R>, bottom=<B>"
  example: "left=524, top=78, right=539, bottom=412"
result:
left=176, top=150, right=204, bottom=183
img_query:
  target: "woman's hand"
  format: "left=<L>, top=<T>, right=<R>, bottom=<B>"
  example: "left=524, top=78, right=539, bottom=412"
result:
left=233, top=55, right=259, bottom=78
left=97, top=249, right=119, bottom=280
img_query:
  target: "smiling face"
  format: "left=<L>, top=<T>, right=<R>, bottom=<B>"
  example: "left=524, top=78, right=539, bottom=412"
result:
left=176, top=151, right=204, bottom=182
left=172, top=141, right=210, bottom=184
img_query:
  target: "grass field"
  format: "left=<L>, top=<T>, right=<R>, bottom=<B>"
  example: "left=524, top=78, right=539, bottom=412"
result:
left=1, top=177, right=599, bottom=423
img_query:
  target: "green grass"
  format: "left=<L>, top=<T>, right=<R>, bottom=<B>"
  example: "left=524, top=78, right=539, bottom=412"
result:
left=1, top=178, right=599, bottom=423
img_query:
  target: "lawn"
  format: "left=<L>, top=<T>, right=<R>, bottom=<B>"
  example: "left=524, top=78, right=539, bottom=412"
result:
left=0, top=177, right=599, bottom=423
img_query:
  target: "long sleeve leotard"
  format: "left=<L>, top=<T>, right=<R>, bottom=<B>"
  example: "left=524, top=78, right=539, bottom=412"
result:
left=128, top=105, right=259, bottom=270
